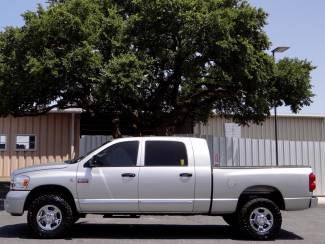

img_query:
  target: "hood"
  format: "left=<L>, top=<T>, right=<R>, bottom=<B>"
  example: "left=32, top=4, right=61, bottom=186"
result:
left=12, top=163, right=68, bottom=176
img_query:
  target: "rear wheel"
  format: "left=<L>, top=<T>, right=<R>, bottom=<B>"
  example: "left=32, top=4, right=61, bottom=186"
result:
left=238, top=198, right=282, bottom=240
left=27, top=194, right=74, bottom=238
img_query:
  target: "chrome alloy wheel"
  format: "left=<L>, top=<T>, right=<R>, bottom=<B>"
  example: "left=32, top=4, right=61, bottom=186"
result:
left=249, top=207, right=274, bottom=234
left=36, top=205, right=62, bottom=231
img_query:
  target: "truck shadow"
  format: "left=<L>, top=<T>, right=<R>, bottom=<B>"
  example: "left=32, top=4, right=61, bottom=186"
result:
left=0, top=222, right=303, bottom=240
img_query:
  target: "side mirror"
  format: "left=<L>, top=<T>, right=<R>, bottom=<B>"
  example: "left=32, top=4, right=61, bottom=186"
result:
left=84, top=155, right=103, bottom=168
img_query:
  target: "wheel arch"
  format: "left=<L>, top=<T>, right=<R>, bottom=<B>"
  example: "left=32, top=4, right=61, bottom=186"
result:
left=237, top=185, right=285, bottom=210
left=24, top=185, right=78, bottom=214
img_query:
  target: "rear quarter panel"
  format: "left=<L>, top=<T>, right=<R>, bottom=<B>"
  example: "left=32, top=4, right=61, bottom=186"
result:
left=211, top=167, right=313, bottom=214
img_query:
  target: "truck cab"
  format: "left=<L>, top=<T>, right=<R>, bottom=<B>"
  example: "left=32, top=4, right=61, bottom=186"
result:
left=76, top=137, right=209, bottom=213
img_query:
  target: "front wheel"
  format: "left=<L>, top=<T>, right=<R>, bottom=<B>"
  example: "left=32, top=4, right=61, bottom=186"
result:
left=238, top=198, right=282, bottom=240
left=27, top=194, right=74, bottom=238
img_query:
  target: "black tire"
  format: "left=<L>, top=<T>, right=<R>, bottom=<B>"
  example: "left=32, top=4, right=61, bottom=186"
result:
left=222, top=214, right=238, bottom=228
left=238, top=198, right=282, bottom=240
left=27, top=194, right=74, bottom=238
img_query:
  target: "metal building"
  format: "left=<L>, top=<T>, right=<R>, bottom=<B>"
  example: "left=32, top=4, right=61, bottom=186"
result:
left=0, top=109, right=81, bottom=180
left=194, top=114, right=325, bottom=141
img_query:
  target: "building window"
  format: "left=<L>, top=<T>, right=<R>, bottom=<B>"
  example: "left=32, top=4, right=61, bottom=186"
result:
left=16, top=135, right=36, bottom=151
left=0, top=135, right=6, bottom=150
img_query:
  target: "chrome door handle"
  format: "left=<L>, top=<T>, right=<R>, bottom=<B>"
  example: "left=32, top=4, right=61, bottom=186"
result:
left=121, top=173, right=136, bottom=177
left=180, top=173, right=192, bottom=177
left=77, top=178, right=89, bottom=183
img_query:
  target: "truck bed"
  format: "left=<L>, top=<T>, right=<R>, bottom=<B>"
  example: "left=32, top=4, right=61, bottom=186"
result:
left=210, top=167, right=313, bottom=214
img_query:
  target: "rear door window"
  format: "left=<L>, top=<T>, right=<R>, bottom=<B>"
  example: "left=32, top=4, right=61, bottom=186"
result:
left=145, top=141, right=188, bottom=166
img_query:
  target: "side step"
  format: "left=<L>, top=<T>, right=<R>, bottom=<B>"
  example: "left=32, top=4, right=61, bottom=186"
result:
left=103, top=214, right=140, bottom=218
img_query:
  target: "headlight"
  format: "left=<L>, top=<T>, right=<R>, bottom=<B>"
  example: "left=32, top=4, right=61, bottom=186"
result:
left=10, top=175, right=30, bottom=190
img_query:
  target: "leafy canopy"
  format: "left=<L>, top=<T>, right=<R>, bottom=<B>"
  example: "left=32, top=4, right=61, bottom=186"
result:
left=0, top=0, right=315, bottom=134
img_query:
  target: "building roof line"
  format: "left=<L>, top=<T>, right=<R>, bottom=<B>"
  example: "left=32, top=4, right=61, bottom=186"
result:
left=270, top=113, right=325, bottom=119
left=211, top=113, right=325, bottom=119
left=49, top=108, right=83, bottom=114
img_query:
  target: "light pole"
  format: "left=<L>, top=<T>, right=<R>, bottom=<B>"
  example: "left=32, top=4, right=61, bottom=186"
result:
left=271, top=46, right=290, bottom=166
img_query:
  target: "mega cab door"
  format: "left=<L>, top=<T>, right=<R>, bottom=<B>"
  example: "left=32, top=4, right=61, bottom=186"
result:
left=139, top=140, right=195, bottom=212
left=77, top=140, right=140, bottom=213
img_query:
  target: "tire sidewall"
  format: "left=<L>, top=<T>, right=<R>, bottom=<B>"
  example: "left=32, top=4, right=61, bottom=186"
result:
left=238, top=198, right=282, bottom=240
left=27, top=194, right=73, bottom=238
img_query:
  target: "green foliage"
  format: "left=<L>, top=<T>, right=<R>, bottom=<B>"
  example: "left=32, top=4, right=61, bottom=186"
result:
left=0, top=0, right=315, bottom=134
left=272, top=58, right=314, bottom=112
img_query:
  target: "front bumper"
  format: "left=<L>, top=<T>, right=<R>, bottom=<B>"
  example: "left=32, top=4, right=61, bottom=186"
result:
left=4, top=190, right=30, bottom=216
left=309, top=196, right=318, bottom=208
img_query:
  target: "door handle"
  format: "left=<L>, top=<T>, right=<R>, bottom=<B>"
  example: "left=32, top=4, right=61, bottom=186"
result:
left=77, top=178, right=89, bottom=184
left=179, top=173, right=192, bottom=177
left=121, top=173, right=136, bottom=177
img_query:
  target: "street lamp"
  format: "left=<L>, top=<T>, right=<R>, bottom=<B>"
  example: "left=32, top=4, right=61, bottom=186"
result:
left=272, top=46, right=290, bottom=167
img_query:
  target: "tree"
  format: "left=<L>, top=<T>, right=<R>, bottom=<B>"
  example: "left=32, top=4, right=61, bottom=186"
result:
left=271, top=58, right=314, bottom=112
left=0, top=0, right=315, bottom=136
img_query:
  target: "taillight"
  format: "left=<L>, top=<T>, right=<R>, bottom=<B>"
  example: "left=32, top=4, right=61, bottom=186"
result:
left=309, top=172, right=316, bottom=192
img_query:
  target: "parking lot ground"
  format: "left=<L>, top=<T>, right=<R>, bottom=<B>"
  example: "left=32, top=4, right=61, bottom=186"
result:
left=0, top=204, right=324, bottom=244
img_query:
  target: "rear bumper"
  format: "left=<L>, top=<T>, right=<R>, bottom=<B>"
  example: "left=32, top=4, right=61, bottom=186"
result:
left=309, top=196, right=318, bottom=208
left=284, top=196, right=318, bottom=211
left=4, top=190, right=30, bottom=216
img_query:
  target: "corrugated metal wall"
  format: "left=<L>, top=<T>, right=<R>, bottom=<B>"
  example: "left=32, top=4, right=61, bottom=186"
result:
left=0, top=113, right=80, bottom=179
left=194, top=115, right=325, bottom=141
left=203, top=136, right=325, bottom=196
left=79, top=135, right=112, bottom=156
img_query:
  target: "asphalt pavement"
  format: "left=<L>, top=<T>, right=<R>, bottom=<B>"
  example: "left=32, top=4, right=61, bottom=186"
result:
left=0, top=202, right=324, bottom=244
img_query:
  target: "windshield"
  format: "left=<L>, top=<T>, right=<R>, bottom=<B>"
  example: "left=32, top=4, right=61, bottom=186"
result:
left=65, top=141, right=111, bottom=164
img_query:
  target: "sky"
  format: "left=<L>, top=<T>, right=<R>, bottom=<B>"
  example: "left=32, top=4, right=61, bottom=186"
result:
left=0, top=0, right=324, bottom=115
left=249, top=0, right=325, bottom=115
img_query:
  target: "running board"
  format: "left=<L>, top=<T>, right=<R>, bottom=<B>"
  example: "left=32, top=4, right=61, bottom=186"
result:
left=103, top=214, right=140, bottom=218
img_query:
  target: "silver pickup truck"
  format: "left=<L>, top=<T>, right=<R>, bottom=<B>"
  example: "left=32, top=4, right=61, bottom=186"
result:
left=5, top=137, right=317, bottom=240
